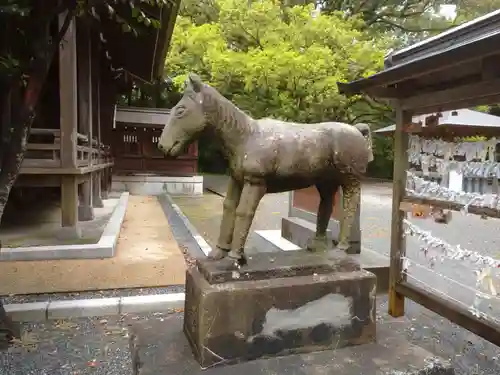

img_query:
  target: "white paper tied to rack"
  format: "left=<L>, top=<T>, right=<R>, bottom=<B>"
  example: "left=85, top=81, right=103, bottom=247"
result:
left=402, top=219, right=500, bottom=316
left=407, top=136, right=500, bottom=178
left=406, top=172, right=500, bottom=212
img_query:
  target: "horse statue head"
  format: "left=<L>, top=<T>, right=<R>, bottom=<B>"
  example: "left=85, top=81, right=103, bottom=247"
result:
left=158, top=73, right=206, bottom=157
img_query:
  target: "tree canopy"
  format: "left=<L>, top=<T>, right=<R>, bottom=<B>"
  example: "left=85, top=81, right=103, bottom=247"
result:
left=167, top=0, right=392, bottom=125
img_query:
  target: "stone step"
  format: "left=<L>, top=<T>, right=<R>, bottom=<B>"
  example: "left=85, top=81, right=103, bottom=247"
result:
left=129, top=313, right=455, bottom=375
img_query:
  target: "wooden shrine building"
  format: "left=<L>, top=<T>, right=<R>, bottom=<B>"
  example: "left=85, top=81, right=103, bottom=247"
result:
left=11, top=0, right=181, bottom=238
left=112, top=106, right=198, bottom=176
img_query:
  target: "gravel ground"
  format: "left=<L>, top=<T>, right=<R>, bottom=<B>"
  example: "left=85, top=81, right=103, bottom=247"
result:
left=0, top=312, right=180, bottom=375
left=1, top=298, right=498, bottom=375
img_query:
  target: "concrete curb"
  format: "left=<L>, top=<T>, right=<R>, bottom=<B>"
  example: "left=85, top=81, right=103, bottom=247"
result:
left=163, top=194, right=212, bottom=256
left=4, top=293, right=185, bottom=322
left=0, top=192, right=130, bottom=261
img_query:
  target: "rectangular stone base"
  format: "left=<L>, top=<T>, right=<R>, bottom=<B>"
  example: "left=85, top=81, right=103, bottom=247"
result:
left=184, top=251, right=377, bottom=368
left=130, top=314, right=455, bottom=375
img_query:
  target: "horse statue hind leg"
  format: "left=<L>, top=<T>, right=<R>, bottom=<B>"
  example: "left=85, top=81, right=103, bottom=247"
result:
left=336, top=175, right=362, bottom=254
left=306, top=181, right=340, bottom=252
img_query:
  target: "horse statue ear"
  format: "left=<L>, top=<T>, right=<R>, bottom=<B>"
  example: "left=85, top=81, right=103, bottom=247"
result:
left=188, top=73, right=203, bottom=93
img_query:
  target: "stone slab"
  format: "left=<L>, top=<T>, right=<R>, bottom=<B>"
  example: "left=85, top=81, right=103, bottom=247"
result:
left=129, top=314, right=455, bottom=375
left=197, top=250, right=360, bottom=284
left=184, top=262, right=377, bottom=368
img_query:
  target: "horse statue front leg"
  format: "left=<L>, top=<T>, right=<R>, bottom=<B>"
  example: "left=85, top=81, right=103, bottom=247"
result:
left=208, top=177, right=242, bottom=260
left=337, top=176, right=361, bottom=254
left=228, top=182, right=266, bottom=265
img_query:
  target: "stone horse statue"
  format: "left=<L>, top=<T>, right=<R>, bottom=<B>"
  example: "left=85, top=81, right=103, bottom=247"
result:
left=158, top=73, right=373, bottom=265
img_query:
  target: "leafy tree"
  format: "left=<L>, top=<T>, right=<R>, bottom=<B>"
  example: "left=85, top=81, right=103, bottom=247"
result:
left=168, top=1, right=391, bottom=122
left=166, top=0, right=394, bottom=173
left=455, top=0, right=500, bottom=22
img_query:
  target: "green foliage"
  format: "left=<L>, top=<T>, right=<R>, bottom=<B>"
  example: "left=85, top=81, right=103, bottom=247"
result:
left=166, top=0, right=395, bottom=175
left=168, top=1, right=390, bottom=123
left=455, top=0, right=500, bottom=22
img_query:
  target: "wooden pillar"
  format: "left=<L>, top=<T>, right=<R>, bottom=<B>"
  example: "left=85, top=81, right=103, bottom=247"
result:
left=388, top=104, right=411, bottom=317
left=93, top=172, right=104, bottom=207
left=101, top=170, right=108, bottom=199
left=100, top=68, right=117, bottom=199
left=91, top=29, right=100, bottom=160
left=77, top=19, right=94, bottom=221
left=58, top=13, right=80, bottom=238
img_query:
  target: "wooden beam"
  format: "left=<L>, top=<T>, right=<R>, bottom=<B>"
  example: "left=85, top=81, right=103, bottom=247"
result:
left=59, top=13, right=78, bottom=168
left=400, top=78, right=500, bottom=114
left=397, top=281, right=500, bottom=347
left=20, top=162, right=113, bottom=175
left=16, top=175, right=61, bottom=187
left=389, top=105, right=411, bottom=317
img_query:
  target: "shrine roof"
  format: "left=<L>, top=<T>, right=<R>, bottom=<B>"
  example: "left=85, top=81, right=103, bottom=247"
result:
left=99, top=0, right=181, bottom=83
left=375, top=109, right=500, bottom=135
left=115, top=106, right=171, bottom=126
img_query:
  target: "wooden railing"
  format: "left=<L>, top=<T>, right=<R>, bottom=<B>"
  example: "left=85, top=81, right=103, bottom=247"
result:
left=23, top=128, right=61, bottom=168
left=22, top=128, right=112, bottom=170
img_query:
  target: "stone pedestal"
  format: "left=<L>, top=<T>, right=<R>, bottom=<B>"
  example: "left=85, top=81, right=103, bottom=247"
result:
left=183, top=250, right=377, bottom=368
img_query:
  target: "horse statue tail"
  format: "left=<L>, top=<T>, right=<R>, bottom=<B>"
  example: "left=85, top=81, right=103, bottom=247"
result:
left=354, top=123, right=374, bottom=163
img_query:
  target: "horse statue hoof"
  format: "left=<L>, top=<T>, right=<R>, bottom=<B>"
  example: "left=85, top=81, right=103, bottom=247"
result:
left=306, top=236, right=330, bottom=252
left=228, top=249, right=247, bottom=268
left=207, top=246, right=229, bottom=260
left=335, top=241, right=361, bottom=255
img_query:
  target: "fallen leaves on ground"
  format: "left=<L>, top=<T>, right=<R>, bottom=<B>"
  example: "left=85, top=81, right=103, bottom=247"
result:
left=10, top=331, right=39, bottom=350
